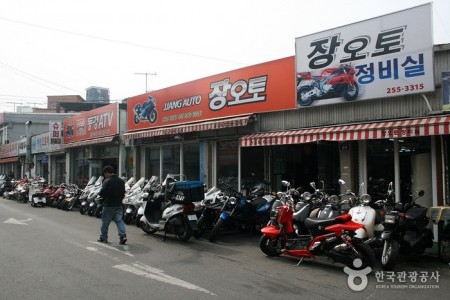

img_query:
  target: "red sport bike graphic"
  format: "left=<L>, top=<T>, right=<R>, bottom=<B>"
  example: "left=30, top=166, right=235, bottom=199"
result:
left=296, top=64, right=359, bottom=106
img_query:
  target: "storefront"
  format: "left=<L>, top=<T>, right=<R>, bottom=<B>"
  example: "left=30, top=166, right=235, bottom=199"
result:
left=0, top=141, right=19, bottom=178
left=63, top=103, right=123, bottom=186
left=123, top=57, right=296, bottom=189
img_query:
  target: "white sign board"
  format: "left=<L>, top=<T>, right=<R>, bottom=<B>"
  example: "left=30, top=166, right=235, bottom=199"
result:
left=295, top=4, right=434, bottom=107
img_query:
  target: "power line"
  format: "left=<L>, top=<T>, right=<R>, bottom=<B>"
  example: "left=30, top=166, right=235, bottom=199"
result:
left=0, top=16, right=245, bottom=65
left=0, top=61, right=83, bottom=94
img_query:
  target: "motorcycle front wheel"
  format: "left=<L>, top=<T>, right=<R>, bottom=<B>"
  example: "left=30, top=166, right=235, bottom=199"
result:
left=208, top=218, right=225, bottom=242
left=80, top=205, right=88, bottom=215
left=350, top=242, right=376, bottom=270
left=140, top=221, right=157, bottom=234
left=175, top=220, right=192, bottom=242
left=343, top=83, right=359, bottom=100
left=381, top=240, right=400, bottom=270
left=193, top=215, right=209, bottom=239
left=148, top=110, right=158, bottom=123
left=259, top=235, right=283, bottom=257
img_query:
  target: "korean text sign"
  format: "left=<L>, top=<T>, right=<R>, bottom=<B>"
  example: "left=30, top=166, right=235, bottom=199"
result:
left=63, top=103, right=118, bottom=143
left=295, top=4, right=434, bottom=107
left=127, top=57, right=296, bottom=131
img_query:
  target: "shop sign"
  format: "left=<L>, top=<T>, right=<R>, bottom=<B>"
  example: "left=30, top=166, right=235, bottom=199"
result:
left=18, top=137, right=26, bottom=155
left=127, top=57, right=296, bottom=131
left=295, top=4, right=434, bottom=107
left=443, top=71, right=450, bottom=111
left=49, top=121, right=62, bottom=144
left=0, top=140, right=19, bottom=158
left=63, top=103, right=118, bottom=143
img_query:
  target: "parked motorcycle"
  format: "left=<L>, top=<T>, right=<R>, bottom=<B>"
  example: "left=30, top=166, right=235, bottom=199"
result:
left=29, top=177, right=47, bottom=207
left=380, top=187, right=433, bottom=270
left=140, top=174, right=203, bottom=242
left=133, top=95, right=157, bottom=124
left=0, top=176, right=13, bottom=197
left=123, top=177, right=146, bottom=225
left=79, top=176, right=98, bottom=214
left=61, top=184, right=82, bottom=211
left=194, top=186, right=224, bottom=239
left=86, top=176, right=104, bottom=216
left=207, top=178, right=275, bottom=242
left=297, top=64, right=359, bottom=106
left=259, top=195, right=376, bottom=269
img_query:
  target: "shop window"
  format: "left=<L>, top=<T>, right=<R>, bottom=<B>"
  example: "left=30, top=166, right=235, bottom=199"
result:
left=367, top=140, right=394, bottom=198
left=162, top=145, right=180, bottom=177
left=367, top=138, right=432, bottom=206
left=183, top=143, right=200, bottom=181
left=146, top=147, right=160, bottom=179
left=217, top=140, right=238, bottom=190
left=241, top=147, right=265, bottom=187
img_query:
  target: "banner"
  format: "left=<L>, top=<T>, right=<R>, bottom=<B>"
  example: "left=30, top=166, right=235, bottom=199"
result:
left=63, top=103, right=118, bottom=144
left=49, top=121, right=62, bottom=144
left=295, top=4, right=434, bottom=107
left=127, top=57, right=296, bottom=131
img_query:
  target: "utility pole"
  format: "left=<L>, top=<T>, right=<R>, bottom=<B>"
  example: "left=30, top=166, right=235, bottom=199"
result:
left=134, top=72, right=157, bottom=93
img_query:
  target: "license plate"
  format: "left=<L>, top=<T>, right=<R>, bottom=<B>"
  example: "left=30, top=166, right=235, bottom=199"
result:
left=187, top=214, right=197, bottom=221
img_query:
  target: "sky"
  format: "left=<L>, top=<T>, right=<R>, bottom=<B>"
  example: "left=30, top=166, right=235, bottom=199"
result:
left=0, top=0, right=449, bottom=113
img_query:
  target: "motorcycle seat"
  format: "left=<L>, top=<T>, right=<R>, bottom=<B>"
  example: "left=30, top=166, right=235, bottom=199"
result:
left=304, top=217, right=339, bottom=229
left=405, top=206, right=428, bottom=220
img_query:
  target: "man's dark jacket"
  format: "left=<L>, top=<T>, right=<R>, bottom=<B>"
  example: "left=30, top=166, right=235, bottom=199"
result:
left=99, top=175, right=125, bottom=207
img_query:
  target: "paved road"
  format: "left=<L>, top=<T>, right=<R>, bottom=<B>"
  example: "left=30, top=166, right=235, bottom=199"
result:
left=0, top=196, right=448, bottom=300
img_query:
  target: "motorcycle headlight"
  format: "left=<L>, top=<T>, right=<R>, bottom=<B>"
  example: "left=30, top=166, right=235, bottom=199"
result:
left=229, top=197, right=237, bottom=205
left=329, top=195, right=339, bottom=205
left=360, top=194, right=371, bottom=205
left=302, top=192, right=311, bottom=201
left=384, top=214, right=397, bottom=224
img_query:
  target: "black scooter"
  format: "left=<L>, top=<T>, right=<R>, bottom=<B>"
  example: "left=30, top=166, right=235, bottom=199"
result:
left=380, top=189, right=434, bottom=270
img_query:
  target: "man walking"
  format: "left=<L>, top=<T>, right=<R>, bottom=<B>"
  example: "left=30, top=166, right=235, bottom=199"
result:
left=97, top=165, right=127, bottom=245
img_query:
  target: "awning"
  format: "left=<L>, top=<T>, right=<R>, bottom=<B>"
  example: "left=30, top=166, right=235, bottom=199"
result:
left=63, top=136, right=116, bottom=149
left=123, top=115, right=252, bottom=140
left=0, top=157, right=19, bottom=164
left=240, top=115, right=450, bottom=147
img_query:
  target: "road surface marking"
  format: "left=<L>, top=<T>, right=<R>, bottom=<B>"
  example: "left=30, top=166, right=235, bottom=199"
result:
left=113, top=262, right=216, bottom=296
left=4, top=218, right=28, bottom=225
left=89, top=240, right=134, bottom=257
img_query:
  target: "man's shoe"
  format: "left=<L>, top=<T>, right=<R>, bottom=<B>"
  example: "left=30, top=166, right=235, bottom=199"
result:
left=119, top=236, right=127, bottom=245
left=97, top=237, right=108, bottom=243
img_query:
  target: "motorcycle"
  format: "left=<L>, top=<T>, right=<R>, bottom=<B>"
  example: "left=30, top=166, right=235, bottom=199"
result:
left=61, top=184, right=83, bottom=211
left=297, top=64, right=359, bottom=106
left=194, top=186, right=224, bottom=239
left=79, top=176, right=98, bottom=214
left=0, top=176, right=13, bottom=197
left=207, top=178, right=275, bottom=242
left=133, top=95, right=158, bottom=124
left=29, top=177, right=47, bottom=207
left=122, top=177, right=146, bottom=225
left=380, top=187, right=434, bottom=270
left=140, top=174, right=203, bottom=242
left=85, top=176, right=104, bottom=216
left=259, top=194, right=376, bottom=269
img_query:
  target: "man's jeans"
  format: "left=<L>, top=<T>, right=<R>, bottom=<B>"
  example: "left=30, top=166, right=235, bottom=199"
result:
left=100, top=206, right=126, bottom=241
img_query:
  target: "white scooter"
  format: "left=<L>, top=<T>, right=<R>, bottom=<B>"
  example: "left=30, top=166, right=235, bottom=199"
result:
left=140, top=174, right=203, bottom=242
left=123, top=177, right=146, bottom=225
left=29, top=177, right=47, bottom=207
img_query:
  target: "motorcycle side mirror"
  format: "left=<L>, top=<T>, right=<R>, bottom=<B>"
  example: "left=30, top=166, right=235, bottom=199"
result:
left=418, top=190, right=425, bottom=197
left=338, top=179, right=345, bottom=185
left=310, top=182, right=316, bottom=189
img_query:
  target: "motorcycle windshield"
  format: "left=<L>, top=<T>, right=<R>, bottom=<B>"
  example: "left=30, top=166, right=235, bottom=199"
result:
left=131, top=177, right=145, bottom=190
left=143, top=176, right=159, bottom=190
left=94, top=176, right=104, bottom=186
left=86, top=176, right=97, bottom=186
left=205, top=186, right=220, bottom=196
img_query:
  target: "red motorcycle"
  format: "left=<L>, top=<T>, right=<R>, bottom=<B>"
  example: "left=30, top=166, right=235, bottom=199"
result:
left=296, top=64, right=359, bottom=106
left=259, top=197, right=375, bottom=269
